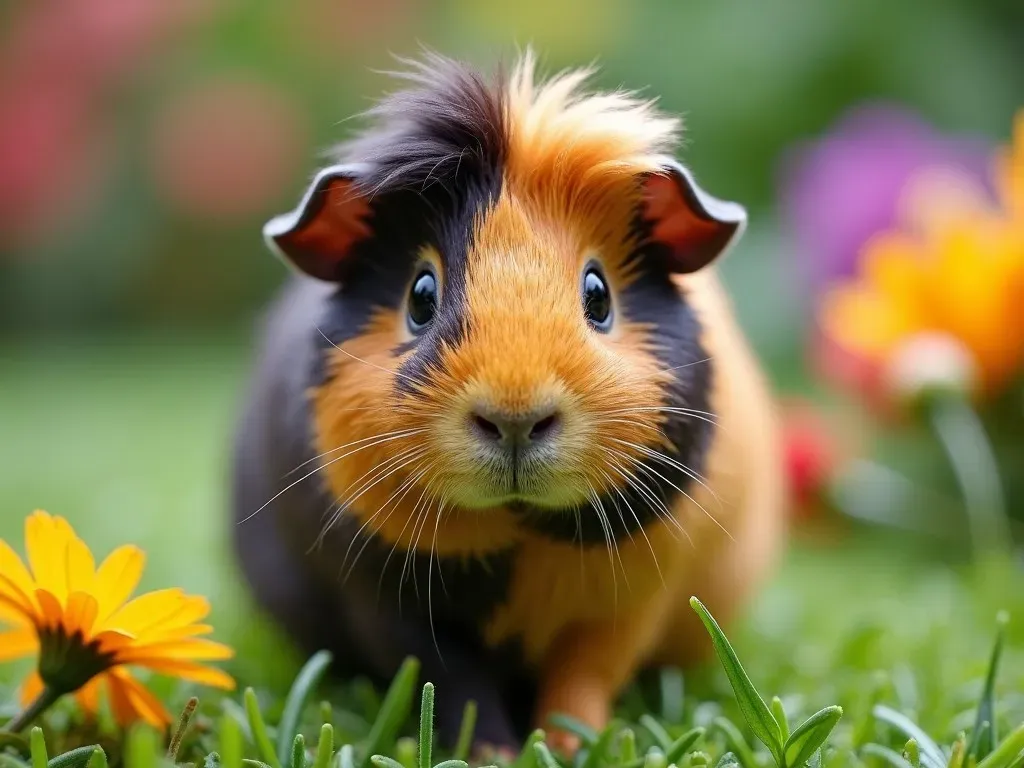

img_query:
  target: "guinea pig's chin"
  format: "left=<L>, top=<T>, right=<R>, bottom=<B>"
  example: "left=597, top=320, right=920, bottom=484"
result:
left=443, top=477, right=589, bottom=513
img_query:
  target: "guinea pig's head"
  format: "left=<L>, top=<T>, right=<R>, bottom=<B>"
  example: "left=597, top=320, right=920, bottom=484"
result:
left=265, top=51, right=745, bottom=548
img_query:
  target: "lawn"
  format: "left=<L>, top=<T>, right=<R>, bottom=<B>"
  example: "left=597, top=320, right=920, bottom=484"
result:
left=1, top=334, right=1022, bottom=767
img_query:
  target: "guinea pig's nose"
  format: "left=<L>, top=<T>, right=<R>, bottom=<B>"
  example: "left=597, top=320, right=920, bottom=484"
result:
left=471, top=407, right=561, bottom=448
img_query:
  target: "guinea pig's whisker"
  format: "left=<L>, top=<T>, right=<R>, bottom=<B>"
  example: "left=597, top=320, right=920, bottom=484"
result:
left=286, top=427, right=426, bottom=477
left=322, top=444, right=430, bottom=553
left=241, top=429, right=426, bottom=525
left=608, top=438, right=721, bottom=507
left=326, top=446, right=431, bottom=538
left=601, top=452, right=692, bottom=546
left=604, top=406, right=720, bottom=428
left=610, top=446, right=732, bottom=542
left=317, top=327, right=423, bottom=386
left=398, top=483, right=436, bottom=614
left=595, top=465, right=666, bottom=587
left=378, top=475, right=434, bottom=601
left=314, top=442, right=428, bottom=538
left=640, top=356, right=714, bottom=380
left=342, top=460, right=434, bottom=586
left=586, top=484, right=626, bottom=600
left=426, top=500, right=448, bottom=669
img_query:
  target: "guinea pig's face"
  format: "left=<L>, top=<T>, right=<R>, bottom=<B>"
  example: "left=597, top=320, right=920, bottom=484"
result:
left=265, top=55, right=744, bottom=545
left=396, top=191, right=685, bottom=515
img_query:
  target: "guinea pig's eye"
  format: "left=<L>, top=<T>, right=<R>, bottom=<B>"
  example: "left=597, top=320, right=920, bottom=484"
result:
left=407, top=269, right=439, bottom=331
left=582, top=265, right=612, bottom=331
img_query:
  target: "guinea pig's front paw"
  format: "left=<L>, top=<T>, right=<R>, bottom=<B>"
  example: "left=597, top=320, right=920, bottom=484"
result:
left=471, top=741, right=519, bottom=765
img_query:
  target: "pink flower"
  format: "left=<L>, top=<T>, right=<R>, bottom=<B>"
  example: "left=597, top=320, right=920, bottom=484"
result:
left=0, top=0, right=212, bottom=250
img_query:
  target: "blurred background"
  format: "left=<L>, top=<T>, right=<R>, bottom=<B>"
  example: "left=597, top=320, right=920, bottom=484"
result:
left=2, top=0, right=1024, bottom=696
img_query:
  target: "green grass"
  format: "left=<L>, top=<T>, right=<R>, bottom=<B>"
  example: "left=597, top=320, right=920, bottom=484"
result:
left=1, top=335, right=1023, bottom=768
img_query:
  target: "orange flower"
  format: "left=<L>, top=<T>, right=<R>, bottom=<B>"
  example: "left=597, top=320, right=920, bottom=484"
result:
left=818, top=110, right=1024, bottom=404
left=0, top=511, right=234, bottom=728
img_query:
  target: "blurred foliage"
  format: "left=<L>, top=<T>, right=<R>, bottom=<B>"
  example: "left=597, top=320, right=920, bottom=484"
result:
left=1, top=0, right=1022, bottom=348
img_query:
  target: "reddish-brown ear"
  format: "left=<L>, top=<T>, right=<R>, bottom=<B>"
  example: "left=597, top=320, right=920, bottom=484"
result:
left=263, top=164, right=373, bottom=282
left=641, top=160, right=747, bottom=274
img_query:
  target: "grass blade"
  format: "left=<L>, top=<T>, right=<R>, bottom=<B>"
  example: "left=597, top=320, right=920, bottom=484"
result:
left=314, top=724, right=334, bottom=768
left=533, top=744, right=561, bottom=768
left=453, top=701, right=476, bottom=763
left=338, top=745, right=356, bottom=768
left=362, top=658, right=420, bottom=768
left=666, top=728, right=705, bottom=765
left=278, top=651, right=334, bottom=768
left=221, top=712, right=245, bottom=768
left=873, top=706, right=944, bottom=768
left=640, top=716, right=673, bottom=751
left=30, top=728, right=46, bottom=768
left=713, top=718, right=760, bottom=768
left=292, top=734, right=307, bottom=768
left=582, top=724, right=618, bottom=768
left=784, top=707, right=843, bottom=768
left=47, top=747, right=104, bottom=768
left=970, top=614, right=1008, bottom=760
left=618, top=729, right=638, bottom=765
left=433, top=762, right=469, bottom=768
left=772, top=700, right=790, bottom=745
left=691, top=598, right=783, bottom=764
left=661, top=669, right=685, bottom=724
left=977, top=723, right=1024, bottom=768
left=245, top=688, right=282, bottom=768
left=85, top=749, right=108, bottom=768
left=370, top=757, right=405, bottom=768
left=862, top=745, right=914, bottom=768
left=417, top=684, right=434, bottom=768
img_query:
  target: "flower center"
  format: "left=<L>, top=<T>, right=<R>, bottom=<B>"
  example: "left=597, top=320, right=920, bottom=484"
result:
left=37, top=628, right=116, bottom=695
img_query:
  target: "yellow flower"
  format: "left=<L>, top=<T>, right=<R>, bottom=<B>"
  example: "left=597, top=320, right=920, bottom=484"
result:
left=0, top=511, right=234, bottom=728
left=819, top=111, right=1024, bottom=402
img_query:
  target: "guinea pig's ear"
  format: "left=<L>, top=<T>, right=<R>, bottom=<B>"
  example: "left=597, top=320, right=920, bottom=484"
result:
left=263, top=164, right=374, bottom=283
left=640, top=159, right=747, bottom=274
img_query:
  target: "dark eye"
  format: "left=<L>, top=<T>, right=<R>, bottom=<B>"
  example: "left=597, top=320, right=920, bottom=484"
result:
left=407, top=270, right=438, bottom=330
left=582, top=266, right=612, bottom=330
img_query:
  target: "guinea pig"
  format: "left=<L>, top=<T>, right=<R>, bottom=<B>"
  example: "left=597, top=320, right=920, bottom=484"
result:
left=231, top=50, right=786, bottom=754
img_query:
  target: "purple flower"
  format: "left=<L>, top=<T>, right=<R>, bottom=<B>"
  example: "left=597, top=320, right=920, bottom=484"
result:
left=777, top=102, right=993, bottom=300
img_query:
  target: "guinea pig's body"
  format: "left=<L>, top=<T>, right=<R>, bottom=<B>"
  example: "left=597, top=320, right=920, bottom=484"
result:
left=232, top=52, right=785, bottom=751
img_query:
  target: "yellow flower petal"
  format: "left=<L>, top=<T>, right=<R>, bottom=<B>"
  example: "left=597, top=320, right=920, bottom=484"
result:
left=65, top=535, right=96, bottom=596
left=155, top=623, right=214, bottom=641
left=19, top=670, right=43, bottom=707
left=108, top=669, right=172, bottom=727
left=103, top=589, right=188, bottom=635
left=133, top=658, right=235, bottom=690
left=0, top=626, right=37, bottom=661
left=0, top=540, right=37, bottom=611
left=0, top=574, right=36, bottom=621
left=25, top=511, right=75, bottom=603
left=106, top=590, right=210, bottom=641
left=120, top=638, right=235, bottom=663
left=94, top=629, right=137, bottom=656
left=33, top=589, right=63, bottom=630
left=93, top=545, right=145, bottom=621
left=62, top=591, right=99, bottom=638
left=105, top=669, right=137, bottom=727
left=75, top=675, right=103, bottom=716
